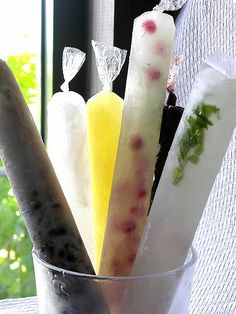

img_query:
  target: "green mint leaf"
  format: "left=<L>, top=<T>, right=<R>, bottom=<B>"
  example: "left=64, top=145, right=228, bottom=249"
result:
left=172, top=102, right=220, bottom=185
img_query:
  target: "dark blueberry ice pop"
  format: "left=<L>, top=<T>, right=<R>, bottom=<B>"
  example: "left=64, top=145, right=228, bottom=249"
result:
left=150, top=92, right=184, bottom=205
left=0, top=60, right=109, bottom=313
left=0, top=59, right=92, bottom=273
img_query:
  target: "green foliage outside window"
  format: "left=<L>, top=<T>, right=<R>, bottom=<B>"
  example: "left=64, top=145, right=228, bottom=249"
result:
left=6, top=54, right=37, bottom=106
left=0, top=53, right=38, bottom=299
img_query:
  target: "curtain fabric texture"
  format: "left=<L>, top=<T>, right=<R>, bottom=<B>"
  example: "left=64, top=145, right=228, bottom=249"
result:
left=87, top=0, right=114, bottom=96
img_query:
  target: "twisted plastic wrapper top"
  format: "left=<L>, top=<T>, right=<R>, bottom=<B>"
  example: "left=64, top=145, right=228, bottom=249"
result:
left=203, top=53, right=236, bottom=79
left=91, top=40, right=127, bottom=91
left=180, top=53, right=236, bottom=120
left=156, top=0, right=188, bottom=11
left=182, top=53, right=236, bottom=122
left=60, top=47, right=86, bottom=92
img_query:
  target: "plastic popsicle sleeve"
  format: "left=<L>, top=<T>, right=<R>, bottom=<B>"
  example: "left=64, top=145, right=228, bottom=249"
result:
left=87, top=40, right=127, bottom=272
left=0, top=59, right=109, bottom=314
left=157, top=0, right=188, bottom=11
left=121, top=53, right=236, bottom=314
left=99, top=6, right=175, bottom=277
left=47, top=47, right=95, bottom=267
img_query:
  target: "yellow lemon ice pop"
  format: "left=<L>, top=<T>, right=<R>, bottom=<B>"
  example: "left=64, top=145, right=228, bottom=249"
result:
left=87, top=41, right=127, bottom=271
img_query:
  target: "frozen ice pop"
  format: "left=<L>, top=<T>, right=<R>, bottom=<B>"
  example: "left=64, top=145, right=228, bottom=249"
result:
left=151, top=56, right=184, bottom=205
left=0, top=59, right=110, bottom=313
left=87, top=41, right=127, bottom=271
left=150, top=91, right=183, bottom=205
left=99, top=6, right=175, bottom=276
left=122, top=54, right=236, bottom=313
left=0, top=59, right=93, bottom=272
left=47, top=47, right=94, bottom=266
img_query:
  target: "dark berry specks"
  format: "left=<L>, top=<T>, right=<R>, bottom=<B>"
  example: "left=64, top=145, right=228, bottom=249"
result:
left=48, top=225, right=67, bottom=236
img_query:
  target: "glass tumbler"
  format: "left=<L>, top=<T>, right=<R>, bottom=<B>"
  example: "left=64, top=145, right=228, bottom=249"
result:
left=32, top=247, right=197, bottom=314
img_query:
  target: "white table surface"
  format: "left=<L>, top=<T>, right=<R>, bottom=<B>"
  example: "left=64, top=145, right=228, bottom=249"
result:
left=0, top=297, right=39, bottom=314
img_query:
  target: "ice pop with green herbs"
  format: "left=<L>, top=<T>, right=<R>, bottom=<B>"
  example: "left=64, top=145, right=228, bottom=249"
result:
left=134, top=53, right=236, bottom=273
left=122, top=53, right=236, bottom=314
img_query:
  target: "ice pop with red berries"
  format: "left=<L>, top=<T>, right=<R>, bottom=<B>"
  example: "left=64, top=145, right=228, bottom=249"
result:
left=99, top=5, right=175, bottom=276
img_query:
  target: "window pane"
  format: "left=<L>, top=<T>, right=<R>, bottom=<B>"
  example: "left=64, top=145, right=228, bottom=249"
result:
left=0, top=0, right=41, bottom=130
left=0, top=0, right=41, bottom=299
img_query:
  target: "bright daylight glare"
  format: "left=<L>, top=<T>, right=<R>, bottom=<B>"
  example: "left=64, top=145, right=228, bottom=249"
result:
left=0, top=0, right=41, bottom=126
left=0, top=0, right=40, bottom=58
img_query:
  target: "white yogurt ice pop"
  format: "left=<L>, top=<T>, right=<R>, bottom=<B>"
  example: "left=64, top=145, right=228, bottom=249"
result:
left=122, top=53, right=236, bottom=313
left=47, top=47, right=94, bottom=265
left=99, top=6, right=175, bottom=276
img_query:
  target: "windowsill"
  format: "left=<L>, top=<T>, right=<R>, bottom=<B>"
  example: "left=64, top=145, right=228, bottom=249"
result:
left=0, top=296, right=38, bottom=314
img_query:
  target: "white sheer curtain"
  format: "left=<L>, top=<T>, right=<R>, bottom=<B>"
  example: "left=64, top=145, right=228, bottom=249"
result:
left=87, top=0, right=114, bottom=96
left=173, top=1, right=236, bottom=313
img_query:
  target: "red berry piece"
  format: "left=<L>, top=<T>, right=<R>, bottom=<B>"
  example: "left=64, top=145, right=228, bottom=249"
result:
left=147, top=69, right=161, bottom=81
left=122, top=221, right=136, bottom=233
left=137, top=188, right=147, bottom=198
left=128, top=252, right=137, bottom=263
left=142, top=19, right=157, bottom=34
left=130, top=135, right=143, bottom=150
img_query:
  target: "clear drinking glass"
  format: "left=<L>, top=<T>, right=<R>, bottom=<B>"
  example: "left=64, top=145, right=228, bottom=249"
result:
left=32, top=247, right=197, bottom=314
